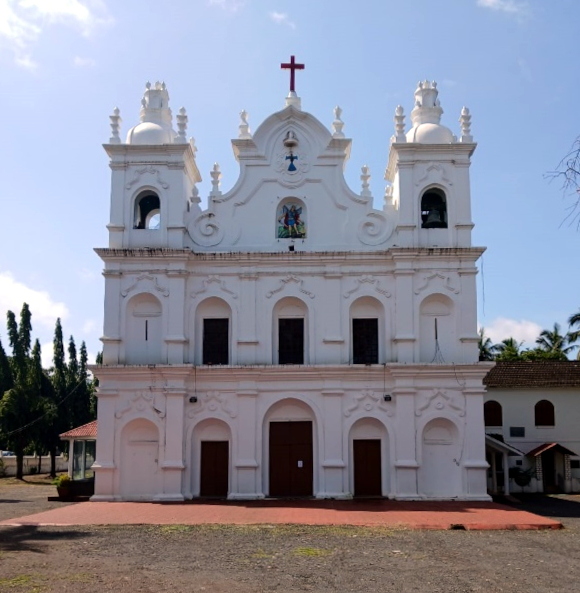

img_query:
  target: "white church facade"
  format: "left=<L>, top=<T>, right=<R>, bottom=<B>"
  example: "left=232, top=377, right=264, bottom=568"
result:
left=92, top=62, right=493, bottom=501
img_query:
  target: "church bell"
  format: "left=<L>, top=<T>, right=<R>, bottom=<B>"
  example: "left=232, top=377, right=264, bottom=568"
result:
left=423, top=208, right=446, bottom=228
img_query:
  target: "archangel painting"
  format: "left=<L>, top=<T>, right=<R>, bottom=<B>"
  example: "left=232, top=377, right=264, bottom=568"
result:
left=277, top=202, right=306, bottom=239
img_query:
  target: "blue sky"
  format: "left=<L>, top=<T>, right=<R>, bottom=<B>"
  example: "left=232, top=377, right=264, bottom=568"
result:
left=0, top=0, right=579, bottom=364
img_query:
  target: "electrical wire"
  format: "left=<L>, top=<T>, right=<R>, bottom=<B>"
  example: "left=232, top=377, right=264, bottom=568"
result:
left=3, top=377, right=87, bottom=437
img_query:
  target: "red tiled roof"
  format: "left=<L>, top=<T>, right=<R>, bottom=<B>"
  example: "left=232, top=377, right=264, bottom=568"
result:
left=484, top=361, right=580, bottom=388
left=60, top=420, right=98, bottom=439
left=526, top=442, right=578, bottom=457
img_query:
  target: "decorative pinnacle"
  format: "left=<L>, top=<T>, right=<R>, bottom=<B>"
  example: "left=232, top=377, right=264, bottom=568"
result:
left=332, top=106, right=345, bottom=138
left=109, top=107, right=122, bottom=144
left=176, top=106, right=188, bottom=143
left=394, top=105, right=406, bottom=142
left=360, top=165, right=372, bottom=198
left=210, top=163, right=222, bottom=196
left=238, top=109, right=252, bottom=139
left=189, top=136, right=198, bottom=158
left=459, top=106, right=473, bottom=142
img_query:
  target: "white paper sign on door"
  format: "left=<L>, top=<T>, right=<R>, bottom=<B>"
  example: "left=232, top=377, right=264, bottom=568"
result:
left=297, top=460, right=303, bottom=468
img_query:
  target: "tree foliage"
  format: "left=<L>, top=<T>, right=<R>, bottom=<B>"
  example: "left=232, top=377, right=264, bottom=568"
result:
left=0, top=304, right=97, bottom=479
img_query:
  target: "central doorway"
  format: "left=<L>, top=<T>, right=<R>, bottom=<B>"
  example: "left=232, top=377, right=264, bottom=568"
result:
left=353, top=439, right=382, bottom=497
left=269, top=421, right=313, bottom=497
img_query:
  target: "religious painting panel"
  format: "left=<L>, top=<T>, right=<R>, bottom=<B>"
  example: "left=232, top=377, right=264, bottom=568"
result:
left=277, top=199, right=306, bottom=239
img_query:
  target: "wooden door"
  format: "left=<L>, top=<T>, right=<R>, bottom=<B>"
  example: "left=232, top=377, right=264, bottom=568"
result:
left=200, top=441, right=229, bottom=497
left=542, top=451, right=558, bottom=493
left=269, top=421, right=313, bottom=496
left=353, top=439, right=382, bottom=497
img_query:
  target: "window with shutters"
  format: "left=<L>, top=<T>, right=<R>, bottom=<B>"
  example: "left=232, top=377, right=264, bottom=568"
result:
left=203, top=318, right=229, bottom=365
left=352, top=318, right=378, bottom=364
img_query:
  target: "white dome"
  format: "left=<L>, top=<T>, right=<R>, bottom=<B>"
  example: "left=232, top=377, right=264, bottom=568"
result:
left=406, top=123, right=454, bottom=144
left=126, top=122, right=175, bottom=145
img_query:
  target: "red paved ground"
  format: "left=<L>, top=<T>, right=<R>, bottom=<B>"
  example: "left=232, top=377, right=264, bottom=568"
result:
left=0, top=499, right=562, bottom=530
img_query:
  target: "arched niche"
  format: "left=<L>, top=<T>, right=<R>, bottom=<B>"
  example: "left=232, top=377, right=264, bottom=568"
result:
left=272, top=296, right=309, bottom=364
left=348, top=417, right=389, bottom=497
left=420, top=187, right=448, bottom=229
left=125, top=293, right=163, bottom=364
left=194, top=297, right=232, bottom=365
left=484, top=400, right=503, bottom=427
left=350, top=296, right=384, bottom=364
left=120, top=418, right=162, bottom=500
left=418, top=417, right=461, bottom=498
left=191, top=418, right=232, bottom=498
left=134, top=190, right=161, bottom=230
left=276, top=197, right=306, bottom=240
left=418, top=293, right=455, bottom=363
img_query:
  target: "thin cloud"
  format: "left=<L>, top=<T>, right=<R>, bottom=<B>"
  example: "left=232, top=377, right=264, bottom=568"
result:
left=0, top=0, right=113, bottom=68
left=482, top=317, right=542, bottom=347
left=209, top=0, right=245, bottom=12
left=477, top=0, right=529, bottom=17
left=270, top=11, right=295, bottom=29
left=0, top=271, right=69, bottom=330
left=73, top=56, right=96, bottom=68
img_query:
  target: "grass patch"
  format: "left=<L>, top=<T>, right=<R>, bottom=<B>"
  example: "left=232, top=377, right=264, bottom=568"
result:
left=252, top=548, right=275, bottom=558
left=0, top=575, right=44, bottom=591
left=293, top=547, right=332, bottom=557
left=157, top=525, right=194, bottom=534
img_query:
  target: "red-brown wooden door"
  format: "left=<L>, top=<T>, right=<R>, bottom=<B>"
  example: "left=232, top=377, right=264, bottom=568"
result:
left=269, top=421, right=313, bottom=497
left=200, top=441, right=229, bottom=497
left=353, top=439, right=382, bottom=497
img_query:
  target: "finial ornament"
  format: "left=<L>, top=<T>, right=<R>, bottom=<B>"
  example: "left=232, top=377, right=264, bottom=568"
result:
left=238, top=109, right=252, bottom=139
left=410, top=80, right=444, bottom=127
left=210, top=163, right=222, bottom=197
left=459, top=106, right=473, bottom=142
left=332, top=106, right=345, bottom=138
left=109, top=107, right=122, bottom=144
left=189, top=136, right=198, bottom=158
left=394, top=105, right=406, bottom=142
left=176, top=107, right=188, bottom=143
left=360, top=165, right=372, bottom=198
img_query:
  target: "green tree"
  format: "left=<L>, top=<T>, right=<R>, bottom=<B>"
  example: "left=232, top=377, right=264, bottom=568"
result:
left=568, top=309, right=580, bottom=359
left=494, top=337, right=524, bottom=361
left=478, top=328, right=495, bottom=361
left=0, top=305, right=43, bottom=479
left=535, top=323, right=574, bottom=359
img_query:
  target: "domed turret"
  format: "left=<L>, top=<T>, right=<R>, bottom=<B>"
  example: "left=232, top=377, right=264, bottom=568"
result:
left=406, top=81, right=455, bottom=144
left=126, top=81, right=177, bottom=145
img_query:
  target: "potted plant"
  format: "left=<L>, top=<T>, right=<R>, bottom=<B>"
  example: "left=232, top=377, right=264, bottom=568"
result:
left=53, top=474, right=72, bottom=498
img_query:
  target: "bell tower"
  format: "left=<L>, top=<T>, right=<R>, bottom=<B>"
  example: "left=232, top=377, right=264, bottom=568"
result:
left=385, top=81, right=475, bottom=249
left=104, top=81, right=201, bottom=251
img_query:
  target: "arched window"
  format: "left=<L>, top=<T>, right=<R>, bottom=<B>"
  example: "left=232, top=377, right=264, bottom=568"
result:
left=134, top=191, right=160, bottom=230
left=484, top=400, right=503, bottom=427
left=421, top=188, right=447, bottom=229
left=273, top=297, right=308, bottom=364
left=350, top=296, right=383, bottom=364
left=535, top=400, right=555, bottom=427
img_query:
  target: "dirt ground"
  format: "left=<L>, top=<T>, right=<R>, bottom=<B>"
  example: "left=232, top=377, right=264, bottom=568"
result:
left=1, top=478, right=580, bottom=593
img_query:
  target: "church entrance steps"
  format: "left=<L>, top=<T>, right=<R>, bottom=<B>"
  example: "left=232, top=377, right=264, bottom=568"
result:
left=0, top=500, right=562, bottom=530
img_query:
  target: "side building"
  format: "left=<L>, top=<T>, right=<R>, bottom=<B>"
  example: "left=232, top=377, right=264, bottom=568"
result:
left=92, top=75, right=493, bottom=501
left=484, top=361, right=580, bottom=494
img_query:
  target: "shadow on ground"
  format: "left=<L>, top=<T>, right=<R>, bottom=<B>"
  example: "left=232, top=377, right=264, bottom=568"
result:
left=504, top=494, right=580, bottom=519
left=0, top=525, right=89, bottom=553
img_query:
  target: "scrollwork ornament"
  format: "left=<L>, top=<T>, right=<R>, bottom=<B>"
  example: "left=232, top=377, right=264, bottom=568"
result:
left=357, top=212, right=394, bottom=246
left=188, top=213, right=224, bottom=247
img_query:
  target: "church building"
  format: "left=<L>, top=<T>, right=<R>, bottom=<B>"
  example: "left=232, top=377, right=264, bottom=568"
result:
left=92, top=59, right=493, bottom=501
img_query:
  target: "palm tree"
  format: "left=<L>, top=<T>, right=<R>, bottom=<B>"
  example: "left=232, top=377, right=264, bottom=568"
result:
left=536, top=323, right=574, bottom=358
left=494, top=337, right=524, bottom=361
left=568, top=309, right=580, bottom=359
left=478, top=328, right=495, bottom=361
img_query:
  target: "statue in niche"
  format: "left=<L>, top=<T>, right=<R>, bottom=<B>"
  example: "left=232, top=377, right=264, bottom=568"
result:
left=277, top=202, right=306, bottom=238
